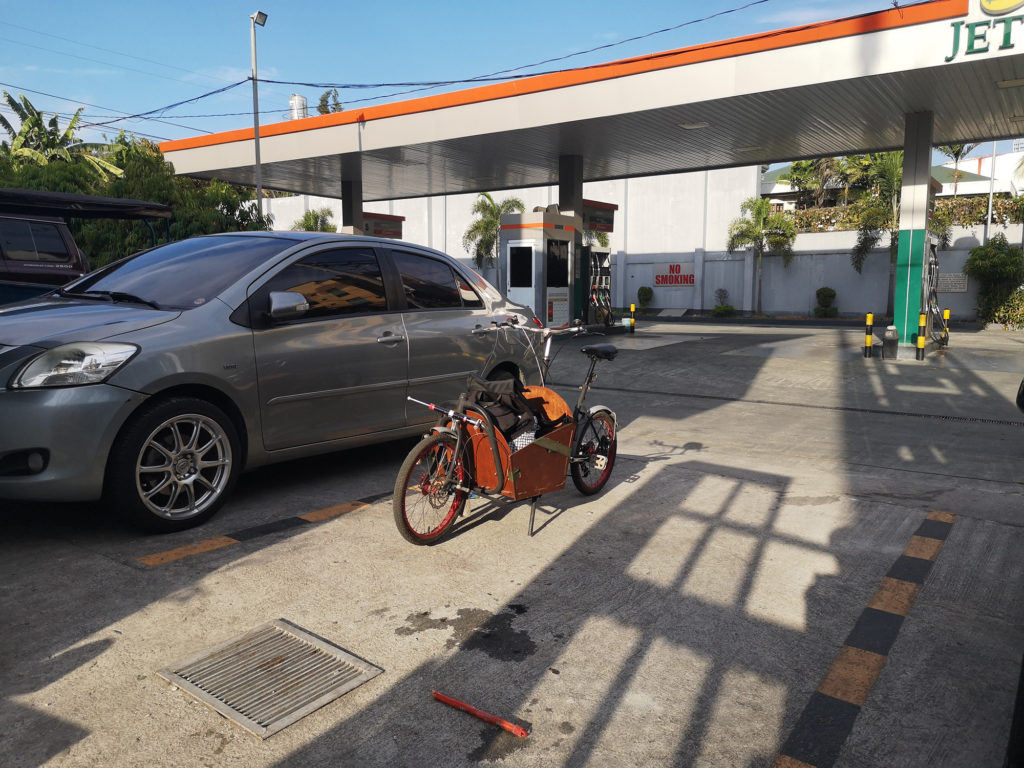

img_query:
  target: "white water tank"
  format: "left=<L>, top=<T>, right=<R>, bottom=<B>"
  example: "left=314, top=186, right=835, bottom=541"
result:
left=289, top=94, right=308, bottom=120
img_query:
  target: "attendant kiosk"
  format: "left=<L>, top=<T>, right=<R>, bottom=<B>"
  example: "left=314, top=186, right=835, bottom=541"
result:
left=499, top=200, right=617, bottom=326
left=500, top=209, right=580, bottom=327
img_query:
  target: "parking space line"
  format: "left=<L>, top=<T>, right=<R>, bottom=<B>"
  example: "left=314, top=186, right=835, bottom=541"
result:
left=136, top=496, right=382, bottom=568
left=137, top=536, right=239, bottom=567
left=298, top=501, right=368, bottom=522
left=773, top=510, right=956, bottom=768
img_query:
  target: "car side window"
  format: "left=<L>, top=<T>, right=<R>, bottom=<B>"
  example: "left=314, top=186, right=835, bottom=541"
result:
left=0, top=219, right=71, bottom=263
left=263, top=247, right=387, bottom=319
left=391, top=249, right=484, bottom=310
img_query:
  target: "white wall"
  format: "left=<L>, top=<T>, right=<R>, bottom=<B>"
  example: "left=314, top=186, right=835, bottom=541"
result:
left=262, top=175, right=1016, bottom=321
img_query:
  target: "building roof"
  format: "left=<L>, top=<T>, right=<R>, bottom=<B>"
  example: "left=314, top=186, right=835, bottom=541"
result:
left=160, top=0, right=1024, bottom=202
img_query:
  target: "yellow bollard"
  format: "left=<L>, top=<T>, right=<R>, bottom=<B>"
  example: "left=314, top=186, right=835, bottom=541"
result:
left=629, top=303, right=636, bottom=334
left=864, top=313, right=874, bottom=358
left=942, top=308, right=950, bottom=347
left=916, top=313, right=926, bottom=360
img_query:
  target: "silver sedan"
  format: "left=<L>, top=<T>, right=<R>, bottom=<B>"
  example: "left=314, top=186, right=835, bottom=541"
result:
left=0, top=232, right=542, bottom=532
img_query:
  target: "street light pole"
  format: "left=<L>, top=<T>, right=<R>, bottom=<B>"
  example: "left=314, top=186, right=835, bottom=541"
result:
left=250, top=11, right=267, bottom=218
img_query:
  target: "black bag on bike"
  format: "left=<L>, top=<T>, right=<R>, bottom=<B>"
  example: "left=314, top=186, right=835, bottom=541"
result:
left=466, top=375, right=537, bottom=445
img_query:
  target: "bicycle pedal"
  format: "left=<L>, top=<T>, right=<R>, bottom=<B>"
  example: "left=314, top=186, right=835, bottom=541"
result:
left=593, top=456, right=608, bottom=470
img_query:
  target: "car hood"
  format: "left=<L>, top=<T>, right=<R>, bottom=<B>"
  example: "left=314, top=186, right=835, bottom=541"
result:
left=0, top=297, right=180, bottom=347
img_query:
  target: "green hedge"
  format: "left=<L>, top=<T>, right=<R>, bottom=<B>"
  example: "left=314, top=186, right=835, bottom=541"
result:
left=790, top=195, right=1024, bottom=233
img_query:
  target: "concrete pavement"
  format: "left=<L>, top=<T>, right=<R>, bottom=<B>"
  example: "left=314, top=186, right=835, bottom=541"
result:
left=1, top=321, right=1022, bottom=767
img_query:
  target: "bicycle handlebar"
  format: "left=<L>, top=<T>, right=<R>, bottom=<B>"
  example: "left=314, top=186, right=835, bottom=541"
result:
left=407, top=396, right=485, bottom=427
left=480, top=317, right=594, bottom=340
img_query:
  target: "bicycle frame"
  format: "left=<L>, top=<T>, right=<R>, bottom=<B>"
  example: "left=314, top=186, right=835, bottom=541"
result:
left=394, top=320, right=619, bottom=542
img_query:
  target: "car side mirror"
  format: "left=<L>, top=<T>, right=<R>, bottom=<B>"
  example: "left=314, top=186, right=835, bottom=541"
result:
left=268, top=290, right=309, bottom=321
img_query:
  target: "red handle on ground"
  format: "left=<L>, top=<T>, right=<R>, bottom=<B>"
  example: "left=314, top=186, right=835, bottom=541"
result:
left=432, top=690, right=529, bottom=738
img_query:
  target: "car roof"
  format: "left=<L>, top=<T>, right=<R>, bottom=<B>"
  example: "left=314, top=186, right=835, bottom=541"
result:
left=218, top=230, right=456, bottom=259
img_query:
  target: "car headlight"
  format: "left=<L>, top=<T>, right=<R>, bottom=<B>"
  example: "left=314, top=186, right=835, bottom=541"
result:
left=12, top=342, right=138, bottom=389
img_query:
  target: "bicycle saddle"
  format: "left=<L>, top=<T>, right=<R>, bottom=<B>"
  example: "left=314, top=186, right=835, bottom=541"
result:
left=581, top=344, right=618, bottom=361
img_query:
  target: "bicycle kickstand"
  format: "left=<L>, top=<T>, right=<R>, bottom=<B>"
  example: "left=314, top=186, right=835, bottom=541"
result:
left=528, top=496, right=540, bottom=537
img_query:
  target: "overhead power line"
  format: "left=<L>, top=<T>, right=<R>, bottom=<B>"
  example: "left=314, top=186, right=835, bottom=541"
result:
left=85, top=80, right=249, bottom=129
left=0, top=80, right=212, bottom=140
left=0, top=20, right=236, bottom=85
left=260, top=0, right=774, bottom=107
left=1, top=0, right=777, bottom=135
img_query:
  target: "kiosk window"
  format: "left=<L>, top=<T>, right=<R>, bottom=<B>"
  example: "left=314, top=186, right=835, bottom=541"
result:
left=391, top=250, right=467, bottom=309
left=546, top=240, right=568, bottom=288
left=262, top=247, right=386, bottom=318
left=509, top=246, right=533, bottom=288
left=0, top=219, right=71, bottom=263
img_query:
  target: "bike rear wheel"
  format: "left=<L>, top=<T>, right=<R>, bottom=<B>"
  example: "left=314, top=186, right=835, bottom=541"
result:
left=570, top=409, right=617, bottom=495
left=393, top=433, right=468, bottom=544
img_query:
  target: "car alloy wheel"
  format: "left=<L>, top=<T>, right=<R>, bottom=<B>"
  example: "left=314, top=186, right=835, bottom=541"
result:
left=134, top=412, right=233, bottom=521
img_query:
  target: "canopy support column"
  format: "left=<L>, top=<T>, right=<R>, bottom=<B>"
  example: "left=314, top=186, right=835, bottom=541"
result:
left=558, top=155, right=583, bottom=216
left=894, top=111, right=934, bottom=346
left=341, top=154, right=364, bottom=234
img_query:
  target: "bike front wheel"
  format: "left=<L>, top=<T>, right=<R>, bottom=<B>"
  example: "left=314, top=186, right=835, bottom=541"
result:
left=393, top=433, right=468, bottom=544
left=570, top=409, right=617, bottom=495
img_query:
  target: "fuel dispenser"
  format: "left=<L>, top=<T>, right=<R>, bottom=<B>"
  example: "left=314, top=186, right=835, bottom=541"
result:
left=500, top=208, right=580, bottom=327
left=580, top=244, right=613, bottom=326
left=921, top=234, right=941, bottom=340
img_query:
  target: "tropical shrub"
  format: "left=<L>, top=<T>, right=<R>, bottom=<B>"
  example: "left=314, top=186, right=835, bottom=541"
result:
left=963, top=233, right=1024, bottom=322
left=814, top=286, right=838, bottom=318
left=992, top=287, right=1024, bottom=329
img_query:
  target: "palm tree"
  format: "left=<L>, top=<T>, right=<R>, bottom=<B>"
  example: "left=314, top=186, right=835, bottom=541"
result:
left=850, top=152, right=904, bottom=317
left=782, top=155, right=871, bottom=209
left=292, top=207, right=335, bottom=232
left=0, top=92, right=121, bottom=178
left=937, top=143, right=978, bottom=197
left=726, top=197, right=797, bottom=314
left=461, top=192, right=525, bottom=269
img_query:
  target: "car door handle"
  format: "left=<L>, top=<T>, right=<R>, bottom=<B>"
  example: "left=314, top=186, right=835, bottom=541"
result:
left=377, top=333, right=406, bottom=345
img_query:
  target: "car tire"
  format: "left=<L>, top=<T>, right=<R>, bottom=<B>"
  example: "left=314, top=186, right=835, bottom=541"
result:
left=106, top=397, right=241, bottom=533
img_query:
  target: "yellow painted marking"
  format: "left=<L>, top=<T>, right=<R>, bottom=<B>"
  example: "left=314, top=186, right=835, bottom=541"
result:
left=868, top=577, right=921, bottom=617
left=298, top=501, right=369, bottom=522
left=982, top=0, right=1024, bottom=16
left=817, top=646, right=887, bottom=707
left=927, top=510, right=956, bottom=524
left=772, top=755, right=816, bottom=768
left=137, top=536, right=239, bottom=567
left=904, top=535, right=943, bottom=562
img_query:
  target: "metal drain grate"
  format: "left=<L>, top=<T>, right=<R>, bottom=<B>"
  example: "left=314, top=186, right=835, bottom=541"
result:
left=158, top=618, right=382, bottom=738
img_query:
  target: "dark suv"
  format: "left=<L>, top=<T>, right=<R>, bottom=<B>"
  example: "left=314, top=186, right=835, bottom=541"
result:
left=0, top=213, right=87, bottom=304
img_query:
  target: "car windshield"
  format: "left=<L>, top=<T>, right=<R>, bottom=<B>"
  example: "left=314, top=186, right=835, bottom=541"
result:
left=64, top=235, right=293, bottom=309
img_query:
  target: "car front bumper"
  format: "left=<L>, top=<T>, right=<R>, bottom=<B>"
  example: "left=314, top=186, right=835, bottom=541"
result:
left=0, top=384, right=147, bottom=501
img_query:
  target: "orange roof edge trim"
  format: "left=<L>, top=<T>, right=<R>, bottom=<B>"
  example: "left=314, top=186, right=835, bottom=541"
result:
left=500, top=223, right=577, bottom=231
left=160, top=0, right=968, bottom=154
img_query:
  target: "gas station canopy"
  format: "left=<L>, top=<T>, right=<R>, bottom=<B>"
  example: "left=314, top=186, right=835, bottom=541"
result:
left=160, top=0, right=1024, bottom=203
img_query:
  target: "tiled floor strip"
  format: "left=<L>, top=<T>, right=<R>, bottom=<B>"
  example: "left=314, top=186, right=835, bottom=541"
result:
left=772, top=510, right=956, bottom=768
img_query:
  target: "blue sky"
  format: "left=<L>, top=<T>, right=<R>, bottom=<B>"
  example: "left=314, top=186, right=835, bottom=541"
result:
left=1, top=0, right=898, bottom=147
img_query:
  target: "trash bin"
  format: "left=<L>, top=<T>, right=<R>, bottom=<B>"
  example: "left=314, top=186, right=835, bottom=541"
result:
left=882, top=326, right=899, bottom=360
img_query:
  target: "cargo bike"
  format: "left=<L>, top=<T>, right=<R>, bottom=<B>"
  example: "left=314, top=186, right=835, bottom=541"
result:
left=393, top=320, right=618, bottom=544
